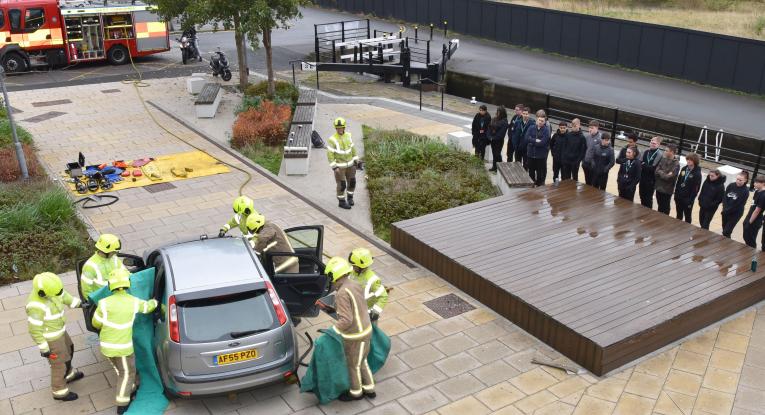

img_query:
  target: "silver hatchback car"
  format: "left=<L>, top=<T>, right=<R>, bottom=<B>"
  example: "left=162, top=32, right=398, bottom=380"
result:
left=77, top=226, right=329, bottom=398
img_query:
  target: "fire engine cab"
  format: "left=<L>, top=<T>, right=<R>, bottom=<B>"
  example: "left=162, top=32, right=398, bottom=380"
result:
left=0, top=0, right=169, bottom=72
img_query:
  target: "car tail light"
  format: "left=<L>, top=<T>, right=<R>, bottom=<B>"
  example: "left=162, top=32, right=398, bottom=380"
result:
left=168, top=295, right=180, bottom=343
left=178, top=391, right=192, bottom=397
left=283, top=370, right=294, bottom=378
left=265, top=281, right=287, bottom=326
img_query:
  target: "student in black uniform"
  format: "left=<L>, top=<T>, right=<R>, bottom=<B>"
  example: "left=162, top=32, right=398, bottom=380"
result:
left=697, top=169, right=726, bottom=230
left=721, top=171, right=750, bottom=238
left=549, top=122, right=567, bottom=182
left=589, top=133, right=615, bottom=191
left=743, top=175, right=765, bottom=248
left=639, top=137, right=663, bottom=209
left=617, top=147, right=641, bottom=201
left=674, top=153, right=702, bottom=224
left=616, top=132, right=640, bottom=165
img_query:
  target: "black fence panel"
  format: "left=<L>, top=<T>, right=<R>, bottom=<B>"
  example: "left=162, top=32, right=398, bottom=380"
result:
left=313, top=0, right=765, bottom=94
left=480, top=2, right=498, bottom=40
left=708, top=38, right=739, bottom=89
left=617, top=24, right=640, bottom=68
left=598, top=21, right=619, bottom=65
left=542, top=12, right=562, bottom=53
left=734, top=43, right=765, bottom=93
left=660, top=30, right=687, bottom=78
left=683, top=34, right=713, bottom=84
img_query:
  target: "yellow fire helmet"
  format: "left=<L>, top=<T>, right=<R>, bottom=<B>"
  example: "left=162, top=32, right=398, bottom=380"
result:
left=95, top=233, right=121, bottom=254
left=348, top=247, right=373, bottom=269
left=232, top=195, right=255, bottom=215
left=33, top=272, right=63, bottom=298
left=245, top=213, right=266, bottom=234
left=333, top=117, right=346, bottom=129
left=108, top=268, right=131, bottom=291
left=324, top=257, right=354, bottom=282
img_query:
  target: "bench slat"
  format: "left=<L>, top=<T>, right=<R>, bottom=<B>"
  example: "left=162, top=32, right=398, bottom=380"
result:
left=498, top=162, right=535, bottom=188
left=195, top=83, right=221, bottom=105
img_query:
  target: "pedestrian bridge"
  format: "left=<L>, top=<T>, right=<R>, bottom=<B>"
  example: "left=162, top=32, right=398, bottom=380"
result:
left=391, top=181, right=765, bottom=375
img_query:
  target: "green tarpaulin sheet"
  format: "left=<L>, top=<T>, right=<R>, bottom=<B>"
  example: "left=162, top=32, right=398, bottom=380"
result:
left=300, top=325, right=391, bottom=404
left=89, top=267, right=169, bottom=415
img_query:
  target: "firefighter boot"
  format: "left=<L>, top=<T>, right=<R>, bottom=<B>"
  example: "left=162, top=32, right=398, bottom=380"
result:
left=339, top=198, right=351, bottom=210
left=347, top=194, right=355, bottom=206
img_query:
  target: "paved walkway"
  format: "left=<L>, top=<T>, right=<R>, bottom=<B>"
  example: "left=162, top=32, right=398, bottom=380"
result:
left=1, top=79, right=763, bottom=415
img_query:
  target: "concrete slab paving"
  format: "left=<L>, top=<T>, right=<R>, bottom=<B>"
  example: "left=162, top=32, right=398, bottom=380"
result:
left=1, top=79, right=764, bottom=415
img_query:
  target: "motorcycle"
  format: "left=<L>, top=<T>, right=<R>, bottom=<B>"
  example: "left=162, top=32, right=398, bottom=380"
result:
left=209, top=49, right=232, bottom=82
left=176, top=29, right=200, bottom=64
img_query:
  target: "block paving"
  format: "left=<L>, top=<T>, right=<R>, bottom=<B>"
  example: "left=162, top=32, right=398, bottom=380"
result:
left=0, top=79, right=763, bottom=414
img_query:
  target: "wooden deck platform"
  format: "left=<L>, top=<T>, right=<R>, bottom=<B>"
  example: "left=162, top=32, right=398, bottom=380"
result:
left=391, top=181, right=765, bottom=375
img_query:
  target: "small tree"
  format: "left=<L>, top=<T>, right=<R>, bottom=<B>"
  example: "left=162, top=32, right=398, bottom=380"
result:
left=150, top=0, right=264, bottom=91
left=243, top=0, right=305, bottom=96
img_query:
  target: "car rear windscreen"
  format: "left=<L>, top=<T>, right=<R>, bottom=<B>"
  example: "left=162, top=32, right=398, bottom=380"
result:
left=180, top=290, right=274, bottom=343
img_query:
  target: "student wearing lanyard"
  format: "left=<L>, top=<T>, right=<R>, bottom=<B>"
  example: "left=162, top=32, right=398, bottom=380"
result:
left=673, top=153, right=702, bottom=224
left=743, top=175, right=765, bottom=249
left=617, top=147, right=642, bottom=201
left=639, top=137, right=664, bottom=209
left=511, top=106, right=532, bottom=171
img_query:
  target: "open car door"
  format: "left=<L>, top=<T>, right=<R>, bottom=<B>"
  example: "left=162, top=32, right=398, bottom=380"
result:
left=75, top=254, right=146, bottom=333
left=262, top=225, right=328, bottom=317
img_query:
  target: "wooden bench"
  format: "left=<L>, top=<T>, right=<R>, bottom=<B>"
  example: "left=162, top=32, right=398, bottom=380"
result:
left=497, top=162, right=535, bottom=194
left=296, top=88, right=317, bottom=106
left=194, top=83, right=221, bottom=118
left=292, top=105, right=316, bottom=125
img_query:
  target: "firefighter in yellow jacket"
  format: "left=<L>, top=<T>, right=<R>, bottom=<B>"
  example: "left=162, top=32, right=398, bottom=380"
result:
left=327, top=118, right=358, bottom=210
left=325, top=257, right=375, bottom=401
left=92, top=268, right=157, bottom=414
left=219, top=195, right=257, bottom=237
left=348, top=248, right=388, bottom=321
left=80, top=234, right=127, bottom=300
left=26, top=272, right=85, bottom=402
left=245, top=213, right=299, bottom=274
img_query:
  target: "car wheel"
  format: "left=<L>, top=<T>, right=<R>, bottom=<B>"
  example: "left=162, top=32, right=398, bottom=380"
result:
left=2, top=52, right=28, bottom=73
left=107, top=45, right=129, bottom=65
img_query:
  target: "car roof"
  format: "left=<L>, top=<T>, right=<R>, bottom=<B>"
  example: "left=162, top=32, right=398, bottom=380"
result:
left=161, top=237, right=265, bottom=294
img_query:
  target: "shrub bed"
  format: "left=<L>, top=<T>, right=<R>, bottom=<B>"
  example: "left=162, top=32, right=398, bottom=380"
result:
left=0, top=110, right=91, bottom=284
left=231, top=80, right=299, bottom=174
left=364, top=128, right=499, bottom=241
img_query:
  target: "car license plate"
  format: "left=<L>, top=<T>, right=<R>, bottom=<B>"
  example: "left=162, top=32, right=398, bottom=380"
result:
left=214, top=349, right=258, bottom=366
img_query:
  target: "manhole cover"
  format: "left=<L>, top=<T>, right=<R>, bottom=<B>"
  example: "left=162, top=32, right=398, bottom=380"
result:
left=31, top=99, right=72, bottom=107
left=101, top=89, right=121, bottom=94
left=424, top=293, right=475, bottom=319
left=144, top=182, right=177, bottom=193
left=22, top=111, right=66, bottom=123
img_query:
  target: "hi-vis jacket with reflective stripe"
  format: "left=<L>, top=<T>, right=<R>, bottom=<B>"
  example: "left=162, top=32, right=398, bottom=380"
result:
left=26, top=290, right=81, bottom=353
left=350, top=268, right=388, bottom=315
left=326, top=132, right=358, bottom=169
left=92, top=290, right=157, bottom=357
left=332, top=278, right=372, bottom=341
left=222, top=212, right=251, bottom=235
left=81, top=253, right=126, bottom=300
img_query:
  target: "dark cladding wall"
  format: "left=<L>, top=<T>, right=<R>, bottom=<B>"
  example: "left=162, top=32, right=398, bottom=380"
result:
left=313, top=0, right=765, bottom=95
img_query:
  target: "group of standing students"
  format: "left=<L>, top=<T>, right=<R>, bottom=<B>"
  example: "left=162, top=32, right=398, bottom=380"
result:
left=472, top=104, right=765, bottom=248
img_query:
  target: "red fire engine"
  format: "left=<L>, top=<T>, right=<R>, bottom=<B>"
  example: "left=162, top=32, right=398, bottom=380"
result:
left=0, top=0, right=169, bottom=72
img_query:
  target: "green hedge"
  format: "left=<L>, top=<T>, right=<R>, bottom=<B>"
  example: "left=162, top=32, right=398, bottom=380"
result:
left=0, top=182, right=91, bottom=284
left=364, top=128, right=499, bottom=241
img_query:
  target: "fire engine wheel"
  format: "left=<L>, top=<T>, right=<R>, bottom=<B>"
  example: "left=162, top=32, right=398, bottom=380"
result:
left=107, top=45, right=129, bottom=65
left=2, top=53, right=27, bottom=73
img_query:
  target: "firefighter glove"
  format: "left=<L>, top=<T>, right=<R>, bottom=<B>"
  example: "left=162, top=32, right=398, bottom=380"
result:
left=218, top=229, right=226, bottom=238
left=41, top=350, right=51, bottom=358
left=369, top=310, right=380, bottom=322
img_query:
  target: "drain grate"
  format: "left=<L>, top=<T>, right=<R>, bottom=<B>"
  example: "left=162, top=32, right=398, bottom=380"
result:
left=144, top=182, right=177, bottom=193
left=31, top=99, right=72, bottom=107
left=22, top=111, right=66, bottom=123
left=424, top=293, right=476, bottom=319
left=101, top=89, right=121, bottom=94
